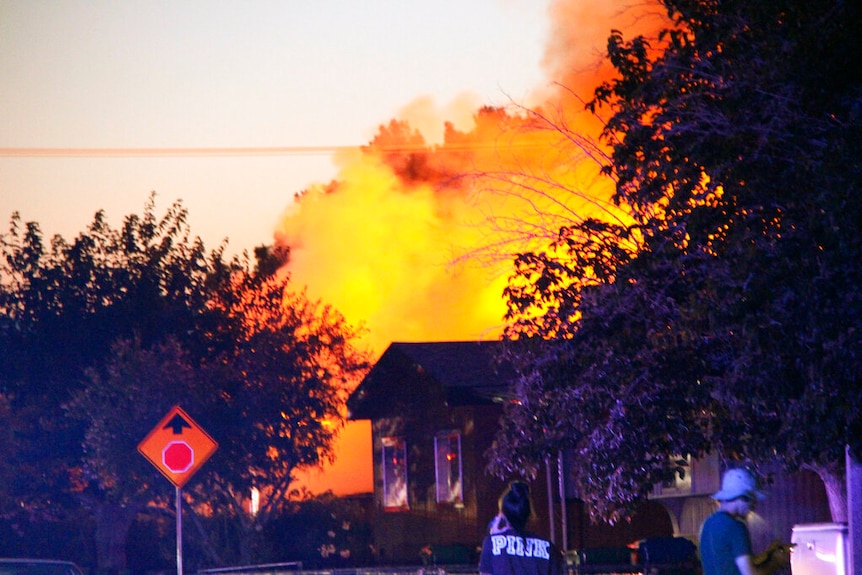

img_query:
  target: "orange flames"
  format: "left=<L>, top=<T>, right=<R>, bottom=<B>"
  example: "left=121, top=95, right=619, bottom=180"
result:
left=283, top=0, right=667, bottom=495
left=275, top=0, right=665, bottom=357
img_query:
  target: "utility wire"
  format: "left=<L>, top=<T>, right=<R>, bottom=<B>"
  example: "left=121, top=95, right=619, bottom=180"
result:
left=0, top=146, right=358, bottom=158
left=0, top=141, right=542, bottom=158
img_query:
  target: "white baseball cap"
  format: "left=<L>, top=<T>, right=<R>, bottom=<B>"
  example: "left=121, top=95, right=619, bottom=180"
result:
left=713, top=468, right=766, bottom=501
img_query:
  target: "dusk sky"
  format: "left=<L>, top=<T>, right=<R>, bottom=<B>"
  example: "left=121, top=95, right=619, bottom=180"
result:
left=1, top=0, right=661, bottom=495
left=1, top=1, right=551, bottom=253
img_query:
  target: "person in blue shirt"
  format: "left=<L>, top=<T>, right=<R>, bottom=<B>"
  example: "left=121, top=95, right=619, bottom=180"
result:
left=479, top=481, right=564, bottom=575
left=699, top=468, right=790, bottom=575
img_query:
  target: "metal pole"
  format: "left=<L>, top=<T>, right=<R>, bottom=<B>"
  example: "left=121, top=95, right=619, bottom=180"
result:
left=557, top=451, right=568, bottom=551
left=847, top=446, right=861, bottom=575
left=546, top=457, right=556, bottom=544
left=177, top=486, right=183, bottom=575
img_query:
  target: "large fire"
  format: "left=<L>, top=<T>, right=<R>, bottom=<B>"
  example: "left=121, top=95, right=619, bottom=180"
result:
left=285, top=0, right=666, bottom=495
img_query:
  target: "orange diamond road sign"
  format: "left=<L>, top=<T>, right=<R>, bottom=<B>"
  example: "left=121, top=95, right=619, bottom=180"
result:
left=138, top=405, right=218, bottom=488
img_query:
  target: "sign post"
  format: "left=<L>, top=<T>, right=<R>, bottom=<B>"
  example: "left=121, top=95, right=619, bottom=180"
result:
left=139, top=406, right=218, bottom=575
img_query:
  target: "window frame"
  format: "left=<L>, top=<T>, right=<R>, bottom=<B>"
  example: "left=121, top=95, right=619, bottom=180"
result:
left=381, top=436, right=409, bottom=510
left=434, top=430, right=464, bottom=507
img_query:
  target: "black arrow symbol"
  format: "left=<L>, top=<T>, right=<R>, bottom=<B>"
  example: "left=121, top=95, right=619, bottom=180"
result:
left=164, top=414, right=191, bottom=435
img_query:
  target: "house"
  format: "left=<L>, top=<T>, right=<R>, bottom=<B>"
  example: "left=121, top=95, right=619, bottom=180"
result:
left=346, top=340, right=520, bottom=565
left=347, top=341, right=833, bottom=566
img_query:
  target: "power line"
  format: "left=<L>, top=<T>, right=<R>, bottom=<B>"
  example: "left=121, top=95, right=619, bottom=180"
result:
left=0, top=141, right=539, bottom=158
left=0, top=146, right=358, bottom=158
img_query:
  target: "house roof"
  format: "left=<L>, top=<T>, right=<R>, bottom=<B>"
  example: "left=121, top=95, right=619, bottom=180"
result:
left=347, top=340, right=520, bottom=420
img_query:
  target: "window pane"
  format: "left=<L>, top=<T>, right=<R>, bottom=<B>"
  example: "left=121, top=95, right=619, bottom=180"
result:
left=382, top=436, right=408, bottom=510
left=434, top=431, right=463, bottom=505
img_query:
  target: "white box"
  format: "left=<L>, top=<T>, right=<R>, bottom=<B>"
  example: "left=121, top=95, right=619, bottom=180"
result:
left=791, top=523, right=848, bottom=575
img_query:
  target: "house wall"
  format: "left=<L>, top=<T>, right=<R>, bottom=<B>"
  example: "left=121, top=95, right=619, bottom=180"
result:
left=545, top=451, right=676, bottom=551
left=549, top=454, right=832, bottom=554
left=565, top=499, right=676, bottom=550
left=650, top=467, right=832, bottom=551
left=364, top=427, right=832, bottom=564
left=365, top=403, right=557, bottom=565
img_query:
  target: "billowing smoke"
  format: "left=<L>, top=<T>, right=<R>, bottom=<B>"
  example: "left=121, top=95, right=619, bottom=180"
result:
left=274, top=0, right=666, bottom=357
left=284, top=0, right=667, bottom=496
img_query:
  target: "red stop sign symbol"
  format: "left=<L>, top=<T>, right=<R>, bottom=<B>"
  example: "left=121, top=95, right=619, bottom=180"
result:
left=162, top=441, right=194, bottom=473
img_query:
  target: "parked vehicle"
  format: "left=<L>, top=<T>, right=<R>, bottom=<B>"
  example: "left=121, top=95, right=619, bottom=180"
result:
left=0, top=559, right=84, bottom=575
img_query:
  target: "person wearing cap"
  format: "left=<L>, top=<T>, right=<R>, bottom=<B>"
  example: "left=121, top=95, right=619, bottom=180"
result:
left=699, top=468, right=790, bottom=575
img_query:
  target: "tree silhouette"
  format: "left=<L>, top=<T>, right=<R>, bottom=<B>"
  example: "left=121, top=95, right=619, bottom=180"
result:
left=0, top=195, right=370, bottom=567
left=492, top=0, right=862, bottom=522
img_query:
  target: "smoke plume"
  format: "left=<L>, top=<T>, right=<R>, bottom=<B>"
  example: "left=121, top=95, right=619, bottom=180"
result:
left=274, top=0, right=666, bottom=357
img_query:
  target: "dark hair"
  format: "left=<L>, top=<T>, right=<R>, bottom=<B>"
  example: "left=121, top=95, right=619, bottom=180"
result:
left=499, top=481, right=532, bottom=531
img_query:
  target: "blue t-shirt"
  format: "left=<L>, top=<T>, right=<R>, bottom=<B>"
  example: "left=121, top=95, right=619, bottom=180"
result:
left=699, top=511, right=753, bottom=575
left=479, top=528, right=563, bottom=575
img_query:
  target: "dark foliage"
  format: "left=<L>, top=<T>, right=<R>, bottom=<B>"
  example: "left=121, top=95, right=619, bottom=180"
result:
left=494, top=0, right=862, bottom=521
left=0, top=195, right=370, bottom=567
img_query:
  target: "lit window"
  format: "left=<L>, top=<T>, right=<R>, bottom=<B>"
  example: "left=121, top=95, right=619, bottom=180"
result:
left=651, top=455, right=693, bottom=498
left=249, top=487, right=260, bottom=515
left=382, top=436, right=408, bottom=510
left=434, top=431, right=463, bottom=506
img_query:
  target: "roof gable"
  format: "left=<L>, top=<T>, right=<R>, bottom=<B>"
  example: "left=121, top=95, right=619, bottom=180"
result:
left=347, top=340, right=519, bottom=420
